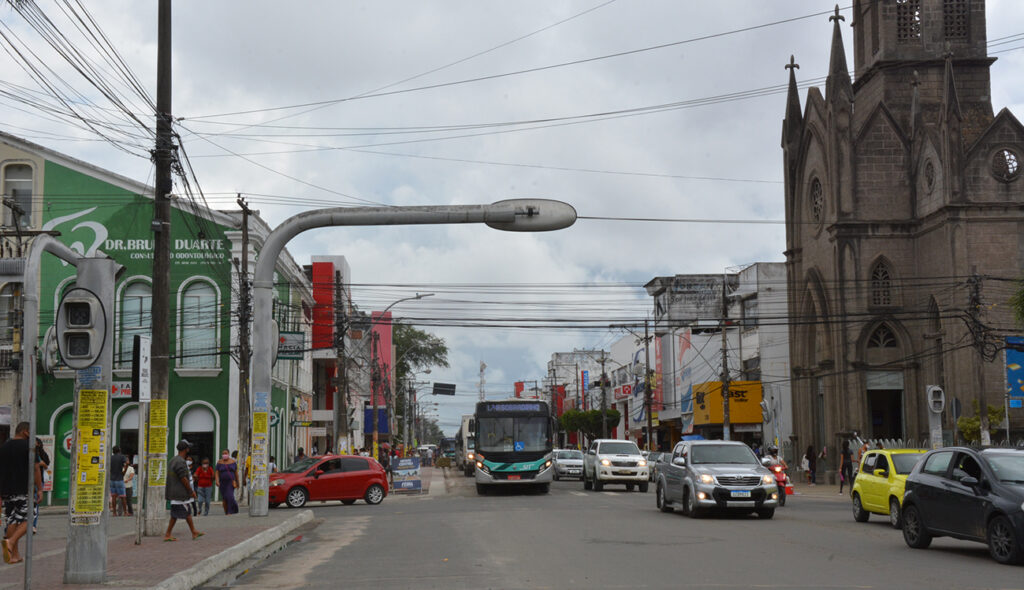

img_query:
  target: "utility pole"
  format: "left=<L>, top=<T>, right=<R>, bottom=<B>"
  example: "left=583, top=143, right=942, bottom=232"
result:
left=721, top=276, right=731, bottom=441
left=333, top=270, right=348, bottom=453
left=478, top=361, right=486, bottom=401
left=600, top=352, right=609, bottom=438
left=145, top=0, right=173, bottom=537
left=235, top=196, right=251, bottom=505
left=969, top=271, right=991, bottom=445
left=644, top=320, right=654, bottom=452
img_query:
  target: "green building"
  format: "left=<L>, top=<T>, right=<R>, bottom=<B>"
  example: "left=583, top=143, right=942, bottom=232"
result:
left=0, top=131, right=314, bottom=503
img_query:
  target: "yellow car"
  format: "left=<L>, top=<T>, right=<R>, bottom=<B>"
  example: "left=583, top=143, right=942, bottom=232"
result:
left=851, top=448, right=927, bottom=528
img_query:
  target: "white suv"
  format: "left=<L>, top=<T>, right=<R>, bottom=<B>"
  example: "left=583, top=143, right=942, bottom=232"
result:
left=583, top=439, right=649, bottom=492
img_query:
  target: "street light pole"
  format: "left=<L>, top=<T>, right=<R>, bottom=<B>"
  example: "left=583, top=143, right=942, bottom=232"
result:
left=248, top=200, right=576, bottom=516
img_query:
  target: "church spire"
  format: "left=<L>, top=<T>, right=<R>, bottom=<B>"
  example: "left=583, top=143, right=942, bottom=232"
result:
left=825, top=5, right=853, bottom=104
left=941, top=46, right=962, bottom=123
left=782, top=55, right=803, bottom=148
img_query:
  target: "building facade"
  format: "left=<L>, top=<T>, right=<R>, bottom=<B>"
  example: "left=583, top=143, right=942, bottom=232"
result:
left=783, top=2, right=1024, bottom=454
left=0, top=131, right=313, bottom=501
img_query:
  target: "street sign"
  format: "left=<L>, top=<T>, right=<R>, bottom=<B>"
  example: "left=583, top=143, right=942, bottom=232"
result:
left=132, top=335, right=151, bottom=402
left=433, top=382, right=456, bottom=396
left=110, top=381, right=132, bottom=399
left=277, top=331, right=305, bottom=360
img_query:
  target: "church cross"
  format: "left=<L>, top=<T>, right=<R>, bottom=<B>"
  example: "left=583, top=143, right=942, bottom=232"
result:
left=786, top=55, right=799, bottom=71
left=829, top=5, right=844, bottom=23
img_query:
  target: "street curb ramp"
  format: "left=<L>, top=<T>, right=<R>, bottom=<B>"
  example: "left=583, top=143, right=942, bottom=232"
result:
left=152, top=509, right=314, bottom=590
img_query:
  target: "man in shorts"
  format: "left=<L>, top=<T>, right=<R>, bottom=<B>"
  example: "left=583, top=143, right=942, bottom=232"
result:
left=163, top=440, right=202, bottom=542
left=0, top=422, right=41, bottom=564
left=109, top=446, right=128, bottom=516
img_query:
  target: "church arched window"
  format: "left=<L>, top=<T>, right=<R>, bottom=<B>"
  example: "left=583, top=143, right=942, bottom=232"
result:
left=870, top=261, right=893, bottom=306
left=896, top=0, right=922, bottom=42
left=868, top=324, right=898, bottom=349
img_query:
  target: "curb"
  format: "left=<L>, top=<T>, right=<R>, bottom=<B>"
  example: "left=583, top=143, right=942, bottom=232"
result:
left=151, top=509, right=314, bottom=590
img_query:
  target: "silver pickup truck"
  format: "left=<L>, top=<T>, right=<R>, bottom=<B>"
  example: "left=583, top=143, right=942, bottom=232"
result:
left=655, top=440, right=778, bottom=519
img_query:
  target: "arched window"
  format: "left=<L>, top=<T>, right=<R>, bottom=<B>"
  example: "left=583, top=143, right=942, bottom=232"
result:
left=868, top=325, right=898, bottom=349
left=870, top=261, right=893, bottom=306
left=119, top=282, right=151, bottom=365
left=179, top=281, right=218, bottom=368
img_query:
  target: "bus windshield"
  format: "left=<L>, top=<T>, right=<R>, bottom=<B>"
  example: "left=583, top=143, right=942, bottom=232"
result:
left=477, top=416, right=550, bottom=453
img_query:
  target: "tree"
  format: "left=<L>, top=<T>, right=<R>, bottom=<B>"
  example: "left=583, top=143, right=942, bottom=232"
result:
left=957, top=400, right=1006, bottom=443
left=1011, top=282, right=1024, bottom=327
left=392, top=323, right=449, bottom=444
left=560, top=409, right=620, bottom=442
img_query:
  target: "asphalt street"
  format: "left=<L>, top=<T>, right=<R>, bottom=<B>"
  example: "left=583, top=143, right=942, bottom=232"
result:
left=219, top=469, right=1023, bottom=590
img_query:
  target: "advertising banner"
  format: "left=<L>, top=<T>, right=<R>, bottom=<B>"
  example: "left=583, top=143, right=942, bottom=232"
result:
left=1006, top=337, right=1024, bottom=399
left=39, top=434, right=55, bottom=492
left=692, top=381, right=763, bottom=425
left=392, top=457, right=422, bottom=492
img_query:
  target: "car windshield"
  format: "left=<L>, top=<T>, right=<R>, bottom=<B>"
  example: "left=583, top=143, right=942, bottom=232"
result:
left=477, top=416, right=551, bottom=453
left=599, top=442, right=641, bottom=455
left=985, top=454, right=1024, bottom=483
left=890, top=453, right=925, bottom=474
left=557, top=450, right=583, bottom=460
left=280, top=458, right=318, bottom=474
left=691, top=445, right=758, bottom=465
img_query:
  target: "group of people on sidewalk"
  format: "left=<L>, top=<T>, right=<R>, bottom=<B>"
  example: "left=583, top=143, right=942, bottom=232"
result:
left=793, top=439, right=884, bottom=495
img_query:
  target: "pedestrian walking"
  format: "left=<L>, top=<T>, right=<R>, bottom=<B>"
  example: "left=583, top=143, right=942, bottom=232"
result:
left=269, top=456, right=278, bottom=473
left=163, top=440, right=203, bottom=542
left=216, top=449, right=239, bottom=515
left=838, top=440, right=854, bottom=495
left=0, top=422, right=42, bottom=564
left=109, top=445, right=128, bottom=516
left=803, top=445, right=817, bottom=485
left=123, top=462, right=135, bottom=516
left=193, top=457, right=215, bottom=516
left=294, top=447, right=306, bottom=463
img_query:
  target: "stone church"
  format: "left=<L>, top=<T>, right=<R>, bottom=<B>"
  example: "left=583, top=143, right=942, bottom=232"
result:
left=783, top=1, right=1024, bottom=451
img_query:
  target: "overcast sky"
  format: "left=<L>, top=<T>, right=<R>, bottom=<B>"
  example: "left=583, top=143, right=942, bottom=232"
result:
left=2, top=1, right=1022, bottom=434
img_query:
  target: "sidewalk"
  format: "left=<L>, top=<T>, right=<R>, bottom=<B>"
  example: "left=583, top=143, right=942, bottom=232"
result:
left=788, top=481, right=854, bottom=501
left=0, top=507, right=312, bottom=589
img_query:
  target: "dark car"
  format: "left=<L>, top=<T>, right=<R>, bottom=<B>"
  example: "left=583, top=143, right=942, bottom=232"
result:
left=269, top=454, right=389, bottom=508
left=901, top=447, right=1024, bottom=564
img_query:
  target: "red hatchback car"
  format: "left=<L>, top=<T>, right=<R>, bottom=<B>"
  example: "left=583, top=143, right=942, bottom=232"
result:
left=269, top=454, right=389, bottom=508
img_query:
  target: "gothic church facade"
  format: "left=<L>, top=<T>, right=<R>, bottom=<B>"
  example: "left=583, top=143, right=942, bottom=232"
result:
left=783, top=1, right=1024, bottom=450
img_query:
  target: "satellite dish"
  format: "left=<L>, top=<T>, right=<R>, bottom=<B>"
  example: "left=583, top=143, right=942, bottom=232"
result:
left=42, top=325, right=60, bottom=374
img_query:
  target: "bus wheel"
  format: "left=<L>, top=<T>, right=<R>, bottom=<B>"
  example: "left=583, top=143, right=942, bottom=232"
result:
left=476, top=483, right=488, bottom=495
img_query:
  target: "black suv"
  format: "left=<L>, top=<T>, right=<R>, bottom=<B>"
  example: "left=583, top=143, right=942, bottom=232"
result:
left=901, top=447, right=1024, bottom=564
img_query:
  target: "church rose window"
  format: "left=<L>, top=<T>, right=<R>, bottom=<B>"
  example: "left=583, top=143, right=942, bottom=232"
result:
left=991, top=148, right=1020, bottom=182
left=896, top=0, right=922, bottom=42
left=923, top=160, right=936, bottom=194
left=810, top=177, right=823, bottom=223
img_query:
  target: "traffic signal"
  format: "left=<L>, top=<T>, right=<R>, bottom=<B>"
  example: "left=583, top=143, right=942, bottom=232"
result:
left=55, top=288, right=106, bottom=369
left=926, top=385, right=945, bottom=414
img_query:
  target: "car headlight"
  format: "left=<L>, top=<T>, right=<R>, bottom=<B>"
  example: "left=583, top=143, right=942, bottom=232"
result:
left=699, top=473, right=714, bottom=484
left=467, top=452, right=475, bottom=461
left=544, top=460, right=552, bottom=468
left=637, top=460, right=647, bottom=467
left=600, top=458, right=611, bottom=466
left=270, top=479, right=285, bottom=487
left=763, top=475, right=774, bottom=484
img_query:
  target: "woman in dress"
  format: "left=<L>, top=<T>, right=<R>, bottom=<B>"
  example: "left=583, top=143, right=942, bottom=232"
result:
left=216, top=449, right=239, bottom=514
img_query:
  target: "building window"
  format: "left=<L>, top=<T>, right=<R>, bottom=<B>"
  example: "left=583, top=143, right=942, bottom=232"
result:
left=179, top=280, right=218, bottom=368
left=2, top=163, right=33, bottom=228
left=868, top=325, right=898, bottom=349
left=870, top=261, right=893, bottom=306
left=943, top=0, right=969, bottom=40
left=742, top=357, right=761, bottom=381
left=992, top=148, right=1020, bottom=183
left=742, top=297, right=758, bottom=330
left=923, top=160, right=937, bottom=194
left=119, top=282, right=151, bottom=365
left=809, top=177, right=823, bottom=223
left=896, top=0, right=922, bottom=42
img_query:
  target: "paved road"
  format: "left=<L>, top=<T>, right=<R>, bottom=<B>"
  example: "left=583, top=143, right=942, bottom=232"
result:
left=222, top=468, right=1023, bottom=589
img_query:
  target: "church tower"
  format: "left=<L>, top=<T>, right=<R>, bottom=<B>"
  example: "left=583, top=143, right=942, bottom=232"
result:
left=783, top=1, right=1024, bottom=454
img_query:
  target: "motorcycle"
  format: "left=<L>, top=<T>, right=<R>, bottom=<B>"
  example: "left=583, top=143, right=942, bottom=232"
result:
left=762, top=457, right=790, bottom=506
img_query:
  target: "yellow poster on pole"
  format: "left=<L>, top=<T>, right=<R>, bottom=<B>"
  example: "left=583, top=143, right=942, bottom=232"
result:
left=72, top=388, right=109, bottom=522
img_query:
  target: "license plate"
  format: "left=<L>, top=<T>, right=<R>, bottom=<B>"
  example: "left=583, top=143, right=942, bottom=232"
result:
left=507, top=475, right=521, bottom=480
left=731, top=490, right=751, bottom=498
left=568, top=470, right=580, bottom=474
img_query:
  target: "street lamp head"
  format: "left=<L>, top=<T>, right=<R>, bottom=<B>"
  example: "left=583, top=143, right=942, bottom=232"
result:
left=485, top=199, right=577, bottom=232
left=414, top=292, right=435, bottom=301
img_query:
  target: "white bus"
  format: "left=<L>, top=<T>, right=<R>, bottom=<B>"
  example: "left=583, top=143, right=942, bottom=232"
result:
left=454, top=414, right=476, bottom=476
